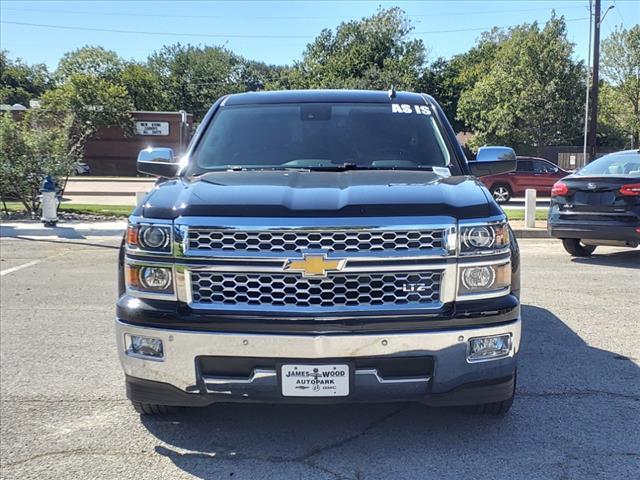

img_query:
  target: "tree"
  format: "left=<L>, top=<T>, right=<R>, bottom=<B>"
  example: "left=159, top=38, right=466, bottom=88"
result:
left=0, top=111, right=79, bottom=215
left=56, top=46, right=124, bottom=83
left=147, top=44, right=249, bottom=118
left=237, top=60, right=286, bottom=92
left=119, top=62, right=167, bottom=111
left=601, top=25, right=640, bottom=148
left=40, top=74, right=135, bottom=155
left=597, top=83, right=632, bottom=148
left=457, top=16, right=584, bottom=154
left=0, top=51, right=52, bottom=105
left=290, top=8, right=427, bottom=90
left=418, top=33, right=503, bottom=133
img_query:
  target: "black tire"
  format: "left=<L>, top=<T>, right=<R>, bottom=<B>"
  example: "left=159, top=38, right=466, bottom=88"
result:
left=464, top=395, right=514, bottom=415
left=131, top=401, right=177, bottom=416
left=490, top=184, right=512, bottom=203
left=464, top=372, right=516, bottom=415
left=561, top=238, right=596, bottom=257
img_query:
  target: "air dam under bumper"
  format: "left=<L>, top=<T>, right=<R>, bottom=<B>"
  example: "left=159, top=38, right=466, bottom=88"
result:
left=117, top=319, right=520, bottom=406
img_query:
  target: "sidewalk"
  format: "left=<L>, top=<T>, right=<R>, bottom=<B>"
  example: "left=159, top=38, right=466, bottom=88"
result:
left=508, top=220, right=550, bottom=239
left=63, top=177, right=154, bottom=205
left=1, top=220, right=127, bottom=241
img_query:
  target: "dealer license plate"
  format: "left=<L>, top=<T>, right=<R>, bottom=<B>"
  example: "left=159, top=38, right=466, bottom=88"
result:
left=281, top=364, right=349, bottom=397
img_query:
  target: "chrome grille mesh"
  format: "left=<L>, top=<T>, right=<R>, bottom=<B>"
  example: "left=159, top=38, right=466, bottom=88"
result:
left=190, top=271, right=441, bottom=308
left=187, top=229, right=444, bottom=253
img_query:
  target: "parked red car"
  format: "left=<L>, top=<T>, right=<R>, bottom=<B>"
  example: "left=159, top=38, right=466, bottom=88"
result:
left=480, top=156, right=568, bottom=203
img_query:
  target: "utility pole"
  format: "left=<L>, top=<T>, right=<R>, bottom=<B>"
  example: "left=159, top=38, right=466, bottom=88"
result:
left=588, top=0, right=601, bottom=163
left=582, top=0, right=593, bottom=166
left=586, top=2, right=615, bottom=162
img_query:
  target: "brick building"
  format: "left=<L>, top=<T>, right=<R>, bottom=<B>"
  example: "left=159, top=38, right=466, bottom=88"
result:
left=83, top=111, right=194, bottom=176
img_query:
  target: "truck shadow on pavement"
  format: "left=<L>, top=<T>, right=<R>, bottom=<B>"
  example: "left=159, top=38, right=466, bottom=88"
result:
left=140, top=305, right=640, bottom=480
left=570, top=248, right=640, bottom=269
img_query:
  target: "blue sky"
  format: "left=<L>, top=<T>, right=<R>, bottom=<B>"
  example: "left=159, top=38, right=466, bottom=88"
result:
left=1, top=0, right=638, bottom=69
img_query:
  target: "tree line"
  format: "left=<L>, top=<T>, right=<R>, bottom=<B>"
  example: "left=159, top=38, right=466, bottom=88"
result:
left=2, top=8, right=639, bottom=151
left=1, top=8, right=639, bottom=213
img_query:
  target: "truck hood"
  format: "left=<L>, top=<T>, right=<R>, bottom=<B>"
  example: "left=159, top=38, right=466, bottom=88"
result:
left=138, top=170, right=499, bottom=219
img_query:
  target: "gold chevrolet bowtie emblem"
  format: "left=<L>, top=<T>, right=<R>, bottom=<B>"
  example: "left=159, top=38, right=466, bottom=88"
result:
left=284, top=254, right=346, bottom=277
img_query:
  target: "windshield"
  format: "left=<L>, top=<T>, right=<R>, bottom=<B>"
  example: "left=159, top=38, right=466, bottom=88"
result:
left=576, top=151, right=640, bottom=177
left=188, top=102, right=450, bottom=173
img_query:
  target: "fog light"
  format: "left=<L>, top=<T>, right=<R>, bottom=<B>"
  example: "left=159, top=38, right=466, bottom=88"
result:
left=468, top=334, right=512, bottom=362
left=126, top=334, right=164, bottom=359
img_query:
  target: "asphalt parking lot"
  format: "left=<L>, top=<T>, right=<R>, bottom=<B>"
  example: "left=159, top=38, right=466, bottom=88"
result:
left=1, top=234, right=638, bottom=480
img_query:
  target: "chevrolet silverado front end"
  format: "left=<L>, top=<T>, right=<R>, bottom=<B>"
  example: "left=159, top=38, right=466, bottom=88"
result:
left=116, top=90, right=521, bottom=415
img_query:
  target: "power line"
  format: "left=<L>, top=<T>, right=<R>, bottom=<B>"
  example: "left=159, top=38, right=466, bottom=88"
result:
left=0, top=21, right=318, bottom=39
left=0, top=18, right=591, bottom=40
left=0, top=5, right=588, bottom=20
left=612, top=0, right=626, bottom=25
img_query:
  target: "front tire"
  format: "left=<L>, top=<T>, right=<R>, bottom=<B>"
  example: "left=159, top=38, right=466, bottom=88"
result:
left=131, top=401, right=177, bottom=416
left=464, top=372, right=516, bottom=415
left=490, top=184, right=512, bottom=203
left=562, top=239, right=596, bottom=257
left=465, top=395, right=514, bottom=415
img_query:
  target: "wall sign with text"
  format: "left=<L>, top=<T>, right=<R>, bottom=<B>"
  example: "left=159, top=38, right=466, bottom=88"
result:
left=135, top=121, right=170, bottom=136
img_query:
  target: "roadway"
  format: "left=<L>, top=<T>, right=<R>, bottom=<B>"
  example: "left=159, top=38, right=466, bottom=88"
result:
left=1, top=233, right=638, bottom=479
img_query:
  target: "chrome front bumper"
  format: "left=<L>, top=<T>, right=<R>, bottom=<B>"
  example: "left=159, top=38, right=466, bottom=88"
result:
left=117, top=318, right=520, bottom=403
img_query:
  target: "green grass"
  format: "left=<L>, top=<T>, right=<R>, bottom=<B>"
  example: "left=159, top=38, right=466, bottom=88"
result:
left=1, top=201, right=133, bottom=217
left=503, top=208, right=548, bottom=221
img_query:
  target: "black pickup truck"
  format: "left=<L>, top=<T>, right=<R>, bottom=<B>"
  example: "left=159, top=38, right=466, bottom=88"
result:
left=117, top=90, right=521, bottom=416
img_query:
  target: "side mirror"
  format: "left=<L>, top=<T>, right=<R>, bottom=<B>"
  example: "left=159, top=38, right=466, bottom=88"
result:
left=468, top=146, right=517, bottom=177
left=137, top=147, right=181, bottom=178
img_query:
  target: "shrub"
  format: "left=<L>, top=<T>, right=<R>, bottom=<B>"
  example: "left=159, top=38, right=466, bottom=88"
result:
left=0, top=111, right=80, bottom=216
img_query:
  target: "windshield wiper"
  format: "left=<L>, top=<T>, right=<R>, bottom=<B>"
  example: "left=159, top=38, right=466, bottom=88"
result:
left=192, top=166, right=312, bottom=175
left=306, top=163, right=435, bottom=172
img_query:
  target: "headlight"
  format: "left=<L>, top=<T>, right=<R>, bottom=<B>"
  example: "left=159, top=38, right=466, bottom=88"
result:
left=139, top=266, right=172, bottom=290
left=125, top=264, right=174, bottom=295
left=127, top=224, right=172, bottom=253
left=458, top=262, right=511, bottom=298
left=461, top=265, right=495, bottom=290
left=141, top=226, right=170, bottom=249
left=459, top=222, right=509, bottom=255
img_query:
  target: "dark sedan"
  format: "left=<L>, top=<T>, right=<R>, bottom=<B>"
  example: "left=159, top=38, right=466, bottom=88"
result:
left=548, top=150, right=640, bottom=256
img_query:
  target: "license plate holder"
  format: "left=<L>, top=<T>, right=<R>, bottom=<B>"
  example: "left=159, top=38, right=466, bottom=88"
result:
left=280, top=364, right=350, bottom=397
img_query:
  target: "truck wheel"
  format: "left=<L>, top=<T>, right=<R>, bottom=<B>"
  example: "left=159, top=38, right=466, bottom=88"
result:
left=465, top=395, right=514, bottom=415
left=131, top=401, right=177, bottom=416
left=561, top=239, right=596, bottom=257
left=490, top=184, right=511, bottom=203
left=464, top=372, right=516, bottom=415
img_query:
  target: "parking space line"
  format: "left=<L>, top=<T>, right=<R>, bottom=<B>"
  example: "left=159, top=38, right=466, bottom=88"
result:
left=0, top=260, right=42, bottom=277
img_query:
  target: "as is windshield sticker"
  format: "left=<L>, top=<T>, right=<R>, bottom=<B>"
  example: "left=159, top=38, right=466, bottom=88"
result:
left=391, top=104, right=432, bottom=115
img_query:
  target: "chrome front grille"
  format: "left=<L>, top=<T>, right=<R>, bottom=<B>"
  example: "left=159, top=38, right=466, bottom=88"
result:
left=187, top=228, right=444, bottom=254
left=190, top=271, right=442, bottom=309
